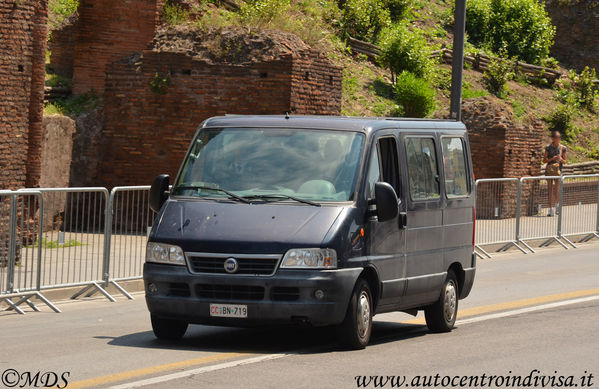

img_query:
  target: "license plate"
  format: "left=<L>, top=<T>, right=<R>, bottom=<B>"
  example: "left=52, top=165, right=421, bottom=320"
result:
left=209, top=304, right=248, bottom=318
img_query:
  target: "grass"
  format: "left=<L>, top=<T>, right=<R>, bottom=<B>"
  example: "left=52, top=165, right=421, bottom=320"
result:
left=45, top=73, right=72, bottom=88
left=27, top=238, right=85, bottom=249
left=44, top=92, right=102, bottom=117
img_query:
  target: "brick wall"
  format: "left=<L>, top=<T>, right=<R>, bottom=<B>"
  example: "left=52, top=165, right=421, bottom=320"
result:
left=0, top=0, right=48, bottom=190
left=100, top=48, right=342, bottom=188
left=290, top=50, right=342, bottom=114
left=545, top=0, right=599, bottom=72
left=48, top=14, right=78, bottom=78
left=72, top=0, right=164, bottom=95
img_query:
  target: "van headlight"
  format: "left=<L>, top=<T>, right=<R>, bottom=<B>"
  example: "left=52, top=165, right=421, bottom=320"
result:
left=146, top=242, right=186, bottom=265
left=280, top=248, right=337, bottom=269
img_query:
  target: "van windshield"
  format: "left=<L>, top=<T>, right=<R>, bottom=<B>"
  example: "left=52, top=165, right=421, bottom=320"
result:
left=173, top=128, right=365, bottom=203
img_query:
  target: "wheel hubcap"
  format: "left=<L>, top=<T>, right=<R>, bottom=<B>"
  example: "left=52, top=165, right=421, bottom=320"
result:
left=443, top=281, right=457, bottom=323
left=356, top=291, right=371, bottom=339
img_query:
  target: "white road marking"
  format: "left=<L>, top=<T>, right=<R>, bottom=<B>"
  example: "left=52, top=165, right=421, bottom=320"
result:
left=456, top=294, right=599, bottom=326
left=109, top=353, right=289, bottom=389
left=109, top=294, right=599, bottom=389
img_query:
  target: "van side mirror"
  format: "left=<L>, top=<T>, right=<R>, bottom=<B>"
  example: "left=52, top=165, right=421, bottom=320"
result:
left=374, top=182, right=399, bottom=222
left=150, top=174, right=170, bottom=213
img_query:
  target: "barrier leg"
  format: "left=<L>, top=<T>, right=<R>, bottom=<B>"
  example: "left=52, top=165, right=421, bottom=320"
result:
left=2, top=298, right=25, bottom=314
left=34, top=292, right=61, bottom=313
left=518, top=240, right=536, bottom=254
left=474, top=245, right=492, bottom=259
left=110, top=280, right=135, bottom=300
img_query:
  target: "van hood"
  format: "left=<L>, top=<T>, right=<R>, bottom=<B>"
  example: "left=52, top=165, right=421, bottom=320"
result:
left=152, top=199, right=344, bottom=254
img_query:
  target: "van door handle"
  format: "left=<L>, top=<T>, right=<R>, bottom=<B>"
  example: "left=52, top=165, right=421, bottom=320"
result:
left=398, top=212, right=407, bottom=229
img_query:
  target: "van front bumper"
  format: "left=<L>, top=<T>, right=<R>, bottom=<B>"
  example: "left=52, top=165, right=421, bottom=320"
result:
left=143, top=263, right=362, bottom=327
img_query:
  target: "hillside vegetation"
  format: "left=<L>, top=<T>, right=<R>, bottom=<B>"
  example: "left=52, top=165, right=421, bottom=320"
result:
left=46, top=0, right=599, bottom=162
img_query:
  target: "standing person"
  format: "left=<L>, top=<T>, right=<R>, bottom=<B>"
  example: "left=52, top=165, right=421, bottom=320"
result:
left=543, top=130, right=567, bottom=216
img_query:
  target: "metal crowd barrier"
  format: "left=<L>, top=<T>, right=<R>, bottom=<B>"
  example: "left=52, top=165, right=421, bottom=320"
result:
left=1, top=190, right=60, bottom=314
left=558, top=175, right=599, bottom=247
left=104, top=186, right=156, bottom=299
left=475, top=174, right=599, bottom=257
left=474, top=178, right=525, bottom=258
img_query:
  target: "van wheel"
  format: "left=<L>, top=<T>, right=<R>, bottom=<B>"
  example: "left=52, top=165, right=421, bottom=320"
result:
left=336, top=278, right=373, bottom=349
left=151, top=314, right=188, bottom=340
left=425, top=270, right=458, bottom=333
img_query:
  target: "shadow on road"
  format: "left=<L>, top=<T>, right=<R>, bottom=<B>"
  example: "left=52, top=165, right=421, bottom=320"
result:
left=98, top=320, right=428, bottom=355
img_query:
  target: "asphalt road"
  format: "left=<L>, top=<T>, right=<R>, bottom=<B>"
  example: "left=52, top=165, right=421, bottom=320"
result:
left=1, top=244, right=598, bottom=389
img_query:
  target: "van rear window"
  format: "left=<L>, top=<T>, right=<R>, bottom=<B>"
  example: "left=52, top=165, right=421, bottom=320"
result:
left=441, top=137, right=470, bottom=198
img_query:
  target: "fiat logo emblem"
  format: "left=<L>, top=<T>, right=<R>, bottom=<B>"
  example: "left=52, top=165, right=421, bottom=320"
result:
left=224, top=257, right=239, bottom=274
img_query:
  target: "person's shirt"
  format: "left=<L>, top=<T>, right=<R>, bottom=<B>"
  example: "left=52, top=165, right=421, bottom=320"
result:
left=546, top=143, right=566, bottom=168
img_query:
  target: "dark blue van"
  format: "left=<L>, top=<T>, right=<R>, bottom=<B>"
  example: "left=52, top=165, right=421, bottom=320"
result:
left=144, top=115, right=476, bottom=349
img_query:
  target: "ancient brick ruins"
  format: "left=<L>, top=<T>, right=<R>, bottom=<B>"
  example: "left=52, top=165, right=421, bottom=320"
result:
left=100, top=27, right=343, bottom=188
left=0, top=0, right=48, bottom=190
left=545, top=0, right=599, bottom=72
left=462, top=97, right=546, bottom=218
left=72, top=0, right=165, bottom=94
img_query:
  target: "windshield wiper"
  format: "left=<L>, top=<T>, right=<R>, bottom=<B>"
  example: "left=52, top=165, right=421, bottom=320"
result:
left=242, top=194, right=321, bottom=207
left=175, top=185, right=251, bottom=204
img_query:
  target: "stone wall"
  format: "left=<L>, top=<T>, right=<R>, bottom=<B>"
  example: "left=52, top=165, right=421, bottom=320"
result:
left=40, top=115, right=76, bottom=188
left=72, top=0, right=165, bottom=95
left=545, top=0, right=599, bottom=72
left=0, top=0, right=48, bottom=190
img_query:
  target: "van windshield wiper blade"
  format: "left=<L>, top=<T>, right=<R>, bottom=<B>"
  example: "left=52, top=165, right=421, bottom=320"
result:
left=175, top=185, right=251, bottom=204
left=242, top=194, right=321, bottom=207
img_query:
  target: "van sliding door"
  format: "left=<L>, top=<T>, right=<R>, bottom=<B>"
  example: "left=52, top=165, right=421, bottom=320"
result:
left=401, top=135, right=445, bottom=307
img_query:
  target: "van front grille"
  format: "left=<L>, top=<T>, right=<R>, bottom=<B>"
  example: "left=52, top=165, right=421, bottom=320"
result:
left=168, top=282, right=190, bottom=297
left=196, top=284, right=265, bottom=301
left=271, top=287, right=300, bottom=301
left=186, top=253, right=280, bottom=275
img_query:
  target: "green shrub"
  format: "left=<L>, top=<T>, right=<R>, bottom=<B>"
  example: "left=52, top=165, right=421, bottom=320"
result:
left=239, top=0, right=291, bottom=26
left=557, top=67, right=599, bottom=112
left=393, top=71, right=436, bottom=118
left=571, top=67, right=598, bottom=111
left=48, top=0, right=78, bottom=30
left=464, top=0, right=555, bottom=64
left=163, top=1, right=190, bottom=25
left=378, top=24, right=434, bottom=80
left=384, top=0, right=412, bottom=21
left=483, top=53, right=515, bottom=98
left=546, top=104, right=579, bottom=142
left=341, top=0, right=391, bottom=42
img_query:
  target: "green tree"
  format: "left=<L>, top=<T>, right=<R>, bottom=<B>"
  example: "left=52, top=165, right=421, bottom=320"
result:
left=341, top=0, right=391, bottom=43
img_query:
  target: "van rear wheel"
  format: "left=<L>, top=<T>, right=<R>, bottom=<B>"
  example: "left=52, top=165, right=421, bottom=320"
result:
left=425, top=270, right=458, bottom=333
left=151, top=314, right=188, bottom=340
left=336, top=278, right=373, bottom=349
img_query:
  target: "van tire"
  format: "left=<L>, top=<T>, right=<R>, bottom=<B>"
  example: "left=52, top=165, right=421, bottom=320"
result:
left=425, top=270, right=458, bottom=333
left=336, top=278, right=373, bottom=349
left=151, top=314, right=188, bottom=340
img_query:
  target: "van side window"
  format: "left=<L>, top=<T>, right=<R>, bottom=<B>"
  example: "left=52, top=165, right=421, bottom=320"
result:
left=406, top=137, right=440, bottom=201
left=441, top=137, right=470, bottom=197
left=365, top=137, right=400, bottom=199
left=379, top=137, right=400, bottom=196
left=366, top=146, right=381, bottom=199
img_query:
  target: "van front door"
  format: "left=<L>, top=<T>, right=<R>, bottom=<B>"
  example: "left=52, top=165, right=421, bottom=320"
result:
left=365, top=135, right=406, bottom=308
left=401, top=135, right=445, bottom=307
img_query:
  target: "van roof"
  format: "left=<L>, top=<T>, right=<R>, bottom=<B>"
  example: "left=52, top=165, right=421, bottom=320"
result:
left=202, top=115, right=466, bottom=133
